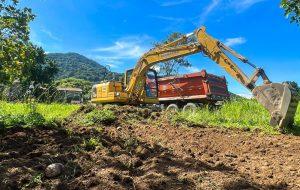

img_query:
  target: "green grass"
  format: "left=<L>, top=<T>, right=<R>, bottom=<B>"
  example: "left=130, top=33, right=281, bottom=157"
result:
left=0, top=101, right=80, bottom=127
left=82, top=137, right=103, bottom=151
left=173, top=99, right=300, bottom=135
left=81, top=109, right=116, bottom=126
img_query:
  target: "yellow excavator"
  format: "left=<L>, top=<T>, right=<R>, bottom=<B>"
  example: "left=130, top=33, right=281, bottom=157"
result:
left=91, top=26, right=299, bottom=129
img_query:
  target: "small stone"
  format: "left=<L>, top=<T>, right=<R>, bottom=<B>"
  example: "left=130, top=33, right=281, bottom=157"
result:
left=117, top=127, right=122, bottom=131
left=239, top=158, right=246, bottom=162
left=45, top=163, right=64, bottom=178
left=111, top=145, right=122, bottom=154
left=225, top=152, right=238, bottom=158
left=260, top=149, right=267, bottom=154
left=268, top=173, right=274, bottom=178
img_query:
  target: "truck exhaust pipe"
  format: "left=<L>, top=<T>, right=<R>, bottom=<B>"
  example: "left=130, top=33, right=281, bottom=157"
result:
left=253, top=83, right=299, bottom=128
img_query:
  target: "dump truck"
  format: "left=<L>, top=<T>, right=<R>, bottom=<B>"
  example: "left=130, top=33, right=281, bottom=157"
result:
left=157, top=70, right=230, bottom=111
left=91, top=26, right=299, bottom=129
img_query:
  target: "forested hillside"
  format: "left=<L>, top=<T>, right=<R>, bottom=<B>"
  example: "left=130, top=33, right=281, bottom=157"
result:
left=46, top=53, right=121, bottom=83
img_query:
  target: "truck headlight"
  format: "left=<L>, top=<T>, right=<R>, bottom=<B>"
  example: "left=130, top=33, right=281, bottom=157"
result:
left=115, top=92, right=120, bottom=97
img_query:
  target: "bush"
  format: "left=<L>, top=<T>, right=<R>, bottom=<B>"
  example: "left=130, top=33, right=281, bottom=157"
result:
left=83, top=109, right=116, bottom=126
left=0, top=114, right=25, bottom=127
left=24, top=112, right=45, bottom=127
left=0, top=112, right=45, bottom=128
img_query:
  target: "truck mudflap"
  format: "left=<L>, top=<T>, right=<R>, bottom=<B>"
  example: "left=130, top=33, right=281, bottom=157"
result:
left=252, top=83, right=299, bottom=128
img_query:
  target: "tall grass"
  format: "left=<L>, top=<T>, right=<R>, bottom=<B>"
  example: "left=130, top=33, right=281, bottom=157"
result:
left=0, top=101, right=80, bottom=122
left=173, top=99, right=300, bottom=134
left=295, top=105, right=300, bottom=126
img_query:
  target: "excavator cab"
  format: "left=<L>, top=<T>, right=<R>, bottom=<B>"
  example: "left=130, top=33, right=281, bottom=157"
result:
left=125, top=69, right=159, bottom=104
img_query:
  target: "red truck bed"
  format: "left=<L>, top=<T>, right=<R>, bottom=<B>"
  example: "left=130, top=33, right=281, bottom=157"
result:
left=158, top=70, right=230, bottom=105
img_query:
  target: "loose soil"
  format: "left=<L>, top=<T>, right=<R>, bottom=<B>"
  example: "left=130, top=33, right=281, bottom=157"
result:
left=1, top=105, right=299, bottom=190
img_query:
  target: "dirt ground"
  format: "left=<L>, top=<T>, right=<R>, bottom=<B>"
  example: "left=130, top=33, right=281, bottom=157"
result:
left=1, top=106, right=300, bottom=190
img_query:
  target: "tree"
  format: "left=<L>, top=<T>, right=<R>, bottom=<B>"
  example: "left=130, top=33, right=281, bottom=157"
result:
left=21, top=45, right=58, bottom=86
left=281, top=0, right=300, bottom=25
left=0, top=0, right=35, bottom=84
left=1, top=0, right=57, bottom=87
left=285, top=81, right=300, bottom=95
left=154, top=32, right=192, bottom=77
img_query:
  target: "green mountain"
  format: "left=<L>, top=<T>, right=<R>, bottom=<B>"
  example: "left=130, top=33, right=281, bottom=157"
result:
left=46, top=53, right=121, bottom=83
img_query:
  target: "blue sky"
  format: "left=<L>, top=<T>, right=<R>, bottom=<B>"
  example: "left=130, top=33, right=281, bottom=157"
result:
left=21, top=0, right=300, bottom=97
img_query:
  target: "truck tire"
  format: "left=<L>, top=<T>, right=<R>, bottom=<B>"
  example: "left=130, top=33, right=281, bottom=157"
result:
left=183, top=103, right=197, bottom=112
left=166, top=104, right=179, bottom=112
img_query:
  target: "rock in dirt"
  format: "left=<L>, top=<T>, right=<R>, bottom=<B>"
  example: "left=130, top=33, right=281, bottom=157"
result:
left=45, top=163, right=64, bottom=178
left=225, top=152, right=238, bottom=158
left=111, top=145, right=122, bottom=154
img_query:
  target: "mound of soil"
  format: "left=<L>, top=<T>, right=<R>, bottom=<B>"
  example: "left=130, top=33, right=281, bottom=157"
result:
left=1, top=105, right=299, bottom=190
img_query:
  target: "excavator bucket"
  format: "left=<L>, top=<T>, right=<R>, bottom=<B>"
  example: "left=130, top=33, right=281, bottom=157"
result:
left=253, top=83, right=299, bottom=128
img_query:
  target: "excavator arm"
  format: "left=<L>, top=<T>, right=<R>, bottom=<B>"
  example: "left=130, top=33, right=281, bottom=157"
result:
left=125, top=26, right=299, bottom=128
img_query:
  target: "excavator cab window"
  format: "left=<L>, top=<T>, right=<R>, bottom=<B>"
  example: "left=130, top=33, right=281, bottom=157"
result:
left=125, top=69, right=158, bottom=98
left=145, top=69, right=158, bottom=98
left=125, top=69, right=133, bottom=88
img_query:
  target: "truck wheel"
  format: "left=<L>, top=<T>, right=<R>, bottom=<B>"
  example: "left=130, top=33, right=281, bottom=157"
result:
left=183, top=103, right=197, bottom=112
left=166, top=104, right=179, bottom=112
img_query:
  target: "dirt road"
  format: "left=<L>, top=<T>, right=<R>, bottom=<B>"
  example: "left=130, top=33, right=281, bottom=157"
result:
left=1, top=106, right=299, bottom=189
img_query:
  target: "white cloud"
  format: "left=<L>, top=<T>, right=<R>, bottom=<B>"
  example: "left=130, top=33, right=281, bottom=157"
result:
left=230, top=0, right=267, bottom=11
left=158, top=0, right=193, bottom=7
left=150, top=15, right=185, bottom=22
left=195, top=0, right=266, bottom=25
left=186, top=66, right=201, bottom=73
left=93, top=56, right=124, bottom=69
left=224, top=37, right=246, bottom=47
left=41, top=28, right=61, bottom=41
left=94, top=41, right=145, bottom=58
left=92, top=35, right=153, bottom=67
left=198, top=0, right=221, bottom=25
left=93, top=36, right=151, bottom=59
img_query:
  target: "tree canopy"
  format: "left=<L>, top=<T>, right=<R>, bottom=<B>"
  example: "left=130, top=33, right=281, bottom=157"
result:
left=286, top=81, right=300, bottom=95
left=281, top=0, right=300, bottom=25
left=0, top=0, right=57, bottom=85
left=154, top=32, right=192, bottom=77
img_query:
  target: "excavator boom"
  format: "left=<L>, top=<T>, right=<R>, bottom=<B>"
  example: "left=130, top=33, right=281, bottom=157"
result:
left=93, top=26, right=299, bottom=129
